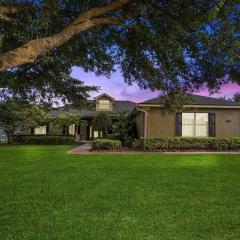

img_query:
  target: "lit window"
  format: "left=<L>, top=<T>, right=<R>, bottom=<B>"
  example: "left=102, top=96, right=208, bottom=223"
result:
left=69, top=124, right=75, bottom=135
left=98, top=100, right=111, bottom=110
left=34, top=126, right=46, bottom=135
left=182, top=113, right=208, bottom=137
left=93, top=131, right=99, bottom=138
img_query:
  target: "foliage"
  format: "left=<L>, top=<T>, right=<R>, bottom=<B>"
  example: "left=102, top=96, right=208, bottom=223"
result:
left=139, top=137, right=240, bottom=151
left=233, top=92, right=240, bottom=102
left=0, top=1, right=239, bottom=107
left=0, top=100, right=49, bottom=140
left=92, top=138, right=122, bottom=150
left=53, top=114, right=87, bottom=136
left=113, top=111, right=137, bottom=146
left=10, top=135, right=75, bottom=145
left=94, top=112, right=112, bottom=136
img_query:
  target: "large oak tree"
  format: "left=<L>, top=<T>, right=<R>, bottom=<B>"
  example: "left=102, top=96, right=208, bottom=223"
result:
left=0, top=0, right=239, bottom=106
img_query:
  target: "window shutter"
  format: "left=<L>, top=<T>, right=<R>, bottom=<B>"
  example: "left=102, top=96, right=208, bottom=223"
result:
left=208, top=113, right=216, bottom=137
left=31, top=128, right=34, bottom=135
left=176, top=112, right=182, bottom=136
left=46, top=124, right=49, bottom=134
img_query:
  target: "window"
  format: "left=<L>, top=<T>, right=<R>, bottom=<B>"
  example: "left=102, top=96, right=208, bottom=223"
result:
left=98, top=100, right=111, bottom=110
left=93, top=131, right=102, bottom=138
left=93, top=131, right=99, bottom=138
left=69, top=124, right=75, bottom=135
left=34, top=126, right=46, bottom=135
left=182, top=113, right=208, bottom=137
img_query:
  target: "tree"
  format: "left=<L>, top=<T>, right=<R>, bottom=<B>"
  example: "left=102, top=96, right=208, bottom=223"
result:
left=233, top=92, right=240, bottom=102
left=94, top=112, right=112, bottom=136
left=0, top=1, right=239, bottom=106
left=0, top=100, right=49, bottom=142
left=113, top=111, right=137, bottom=146
left=54, top=114, right=87, bottom=137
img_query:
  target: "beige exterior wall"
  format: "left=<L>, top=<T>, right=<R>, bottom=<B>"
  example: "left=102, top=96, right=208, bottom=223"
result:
left=137, top=107, right=240, bottom=138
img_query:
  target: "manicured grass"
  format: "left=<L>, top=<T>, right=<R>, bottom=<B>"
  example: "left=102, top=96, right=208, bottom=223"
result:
left=0, top=145, right=240, bottom=240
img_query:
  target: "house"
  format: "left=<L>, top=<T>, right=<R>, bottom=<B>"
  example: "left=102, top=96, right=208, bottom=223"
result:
left=30, top=93, right=136, bottom=141
left=2, top=93, right=240, bottom=143
left=136, top=95, right=240, bottom=138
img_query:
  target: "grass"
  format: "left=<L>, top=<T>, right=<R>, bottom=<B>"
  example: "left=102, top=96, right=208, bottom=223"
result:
left=0, top=145, right=240, bottom=240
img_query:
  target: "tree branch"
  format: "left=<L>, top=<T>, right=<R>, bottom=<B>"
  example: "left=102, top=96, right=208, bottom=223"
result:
left=0, top=0, right=134, bottom=71
left=0, top=5, right=18, bottom=21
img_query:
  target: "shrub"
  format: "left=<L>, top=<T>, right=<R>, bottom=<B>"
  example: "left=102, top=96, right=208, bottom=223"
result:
left=10, top=135, right=75, bottom=145
left=92, top=139, right=122, bottom=150
left=139, top=137, right=240, bottom=151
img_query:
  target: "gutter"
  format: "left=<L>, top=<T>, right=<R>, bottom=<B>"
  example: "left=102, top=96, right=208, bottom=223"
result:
left=136, top=107, right=148, bottom=138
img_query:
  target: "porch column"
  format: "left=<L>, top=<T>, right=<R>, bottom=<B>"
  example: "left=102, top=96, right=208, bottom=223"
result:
left=89, top=125, right=92, bottom=139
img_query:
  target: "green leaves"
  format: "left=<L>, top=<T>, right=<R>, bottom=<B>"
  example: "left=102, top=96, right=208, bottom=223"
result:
left=94, top=112, right=112, bottom=135
left=0, top=100, right=49, bottom=137
left=0, top=0, right=239, bottom=107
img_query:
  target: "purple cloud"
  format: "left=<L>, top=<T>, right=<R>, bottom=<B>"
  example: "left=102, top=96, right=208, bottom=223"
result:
left=71, top=67, right=240, bottom=102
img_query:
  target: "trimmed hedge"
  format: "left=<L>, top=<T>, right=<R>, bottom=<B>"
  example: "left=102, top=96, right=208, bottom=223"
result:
left=10, top=135, right=75, bottom=145
left=92, top=139, right=122, bottom=150
left=139, top=137, right=240, bottom=151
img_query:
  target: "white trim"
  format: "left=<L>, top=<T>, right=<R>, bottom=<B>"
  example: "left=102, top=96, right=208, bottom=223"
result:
left=93, top=93, right=115, bottom=100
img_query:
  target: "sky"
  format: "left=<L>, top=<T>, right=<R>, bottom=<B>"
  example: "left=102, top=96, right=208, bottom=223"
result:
left=71, top=67, right=240, bottom=103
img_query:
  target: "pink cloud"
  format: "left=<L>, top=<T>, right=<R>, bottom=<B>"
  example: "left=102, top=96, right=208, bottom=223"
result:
left=71, top=67, right=240, bottom=102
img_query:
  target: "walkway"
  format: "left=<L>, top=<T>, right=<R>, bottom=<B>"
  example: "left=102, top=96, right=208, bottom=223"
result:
left=67, top=142, right=92, bottom=154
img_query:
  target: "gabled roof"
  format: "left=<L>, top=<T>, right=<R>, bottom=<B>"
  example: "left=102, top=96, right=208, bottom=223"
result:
left=93, top=93, right=115, bottom=101
left=51, top=100, right=136, bottom=118
left=140, top=94, right=240, bottom=107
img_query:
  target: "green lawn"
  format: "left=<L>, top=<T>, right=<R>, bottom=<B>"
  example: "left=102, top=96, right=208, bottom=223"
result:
left=0, top=146, right=240, bottom=240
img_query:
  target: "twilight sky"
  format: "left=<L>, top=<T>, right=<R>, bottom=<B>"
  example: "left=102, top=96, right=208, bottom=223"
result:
left=71, top=66, right=240, bottom=103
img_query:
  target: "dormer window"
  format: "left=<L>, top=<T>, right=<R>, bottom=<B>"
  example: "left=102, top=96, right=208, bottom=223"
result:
left=94, top=93, right=115, bottom=111
left=98, top=100, right=111, bottom=110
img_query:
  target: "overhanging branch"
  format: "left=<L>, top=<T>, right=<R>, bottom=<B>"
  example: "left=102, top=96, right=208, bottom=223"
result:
left=0, top=0, right=134, bottom=71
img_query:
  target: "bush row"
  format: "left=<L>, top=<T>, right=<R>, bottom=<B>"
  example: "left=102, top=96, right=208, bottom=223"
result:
left=10, top=135, right=75, bottom=145
left=92, top=139, right=122, bottom=150
left=139, top=137, right=240, bottom=151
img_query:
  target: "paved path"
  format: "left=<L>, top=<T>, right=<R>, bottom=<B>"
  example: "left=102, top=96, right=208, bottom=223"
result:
left=68, top=143, right=92, bottom=154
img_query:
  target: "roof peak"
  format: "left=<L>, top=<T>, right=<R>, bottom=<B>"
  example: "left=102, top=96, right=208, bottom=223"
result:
left=93, top=93, right=115, bottom=100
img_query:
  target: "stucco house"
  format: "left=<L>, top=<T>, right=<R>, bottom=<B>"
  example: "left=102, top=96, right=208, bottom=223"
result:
left=29, top=93, right=136, bottom=141
left=136, top=95, right=240, bottom=138
left=1, top=93, right=240, bottom=142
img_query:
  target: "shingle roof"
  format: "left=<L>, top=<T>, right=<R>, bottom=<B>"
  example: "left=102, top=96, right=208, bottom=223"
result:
left=140, top=94, right=240, bottom=106
left=51, top=100, right=137, bottom=118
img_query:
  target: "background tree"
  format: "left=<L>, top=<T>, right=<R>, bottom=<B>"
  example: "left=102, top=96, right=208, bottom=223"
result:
left=113, top=111, right=137, bottom=146
left=0, top=100, right=49, bottom=142
left=94, top=112, right=112, bottom=136
left=233, top=92, right=240, bottom=102
left=0, top=1, right=239, bottom=107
